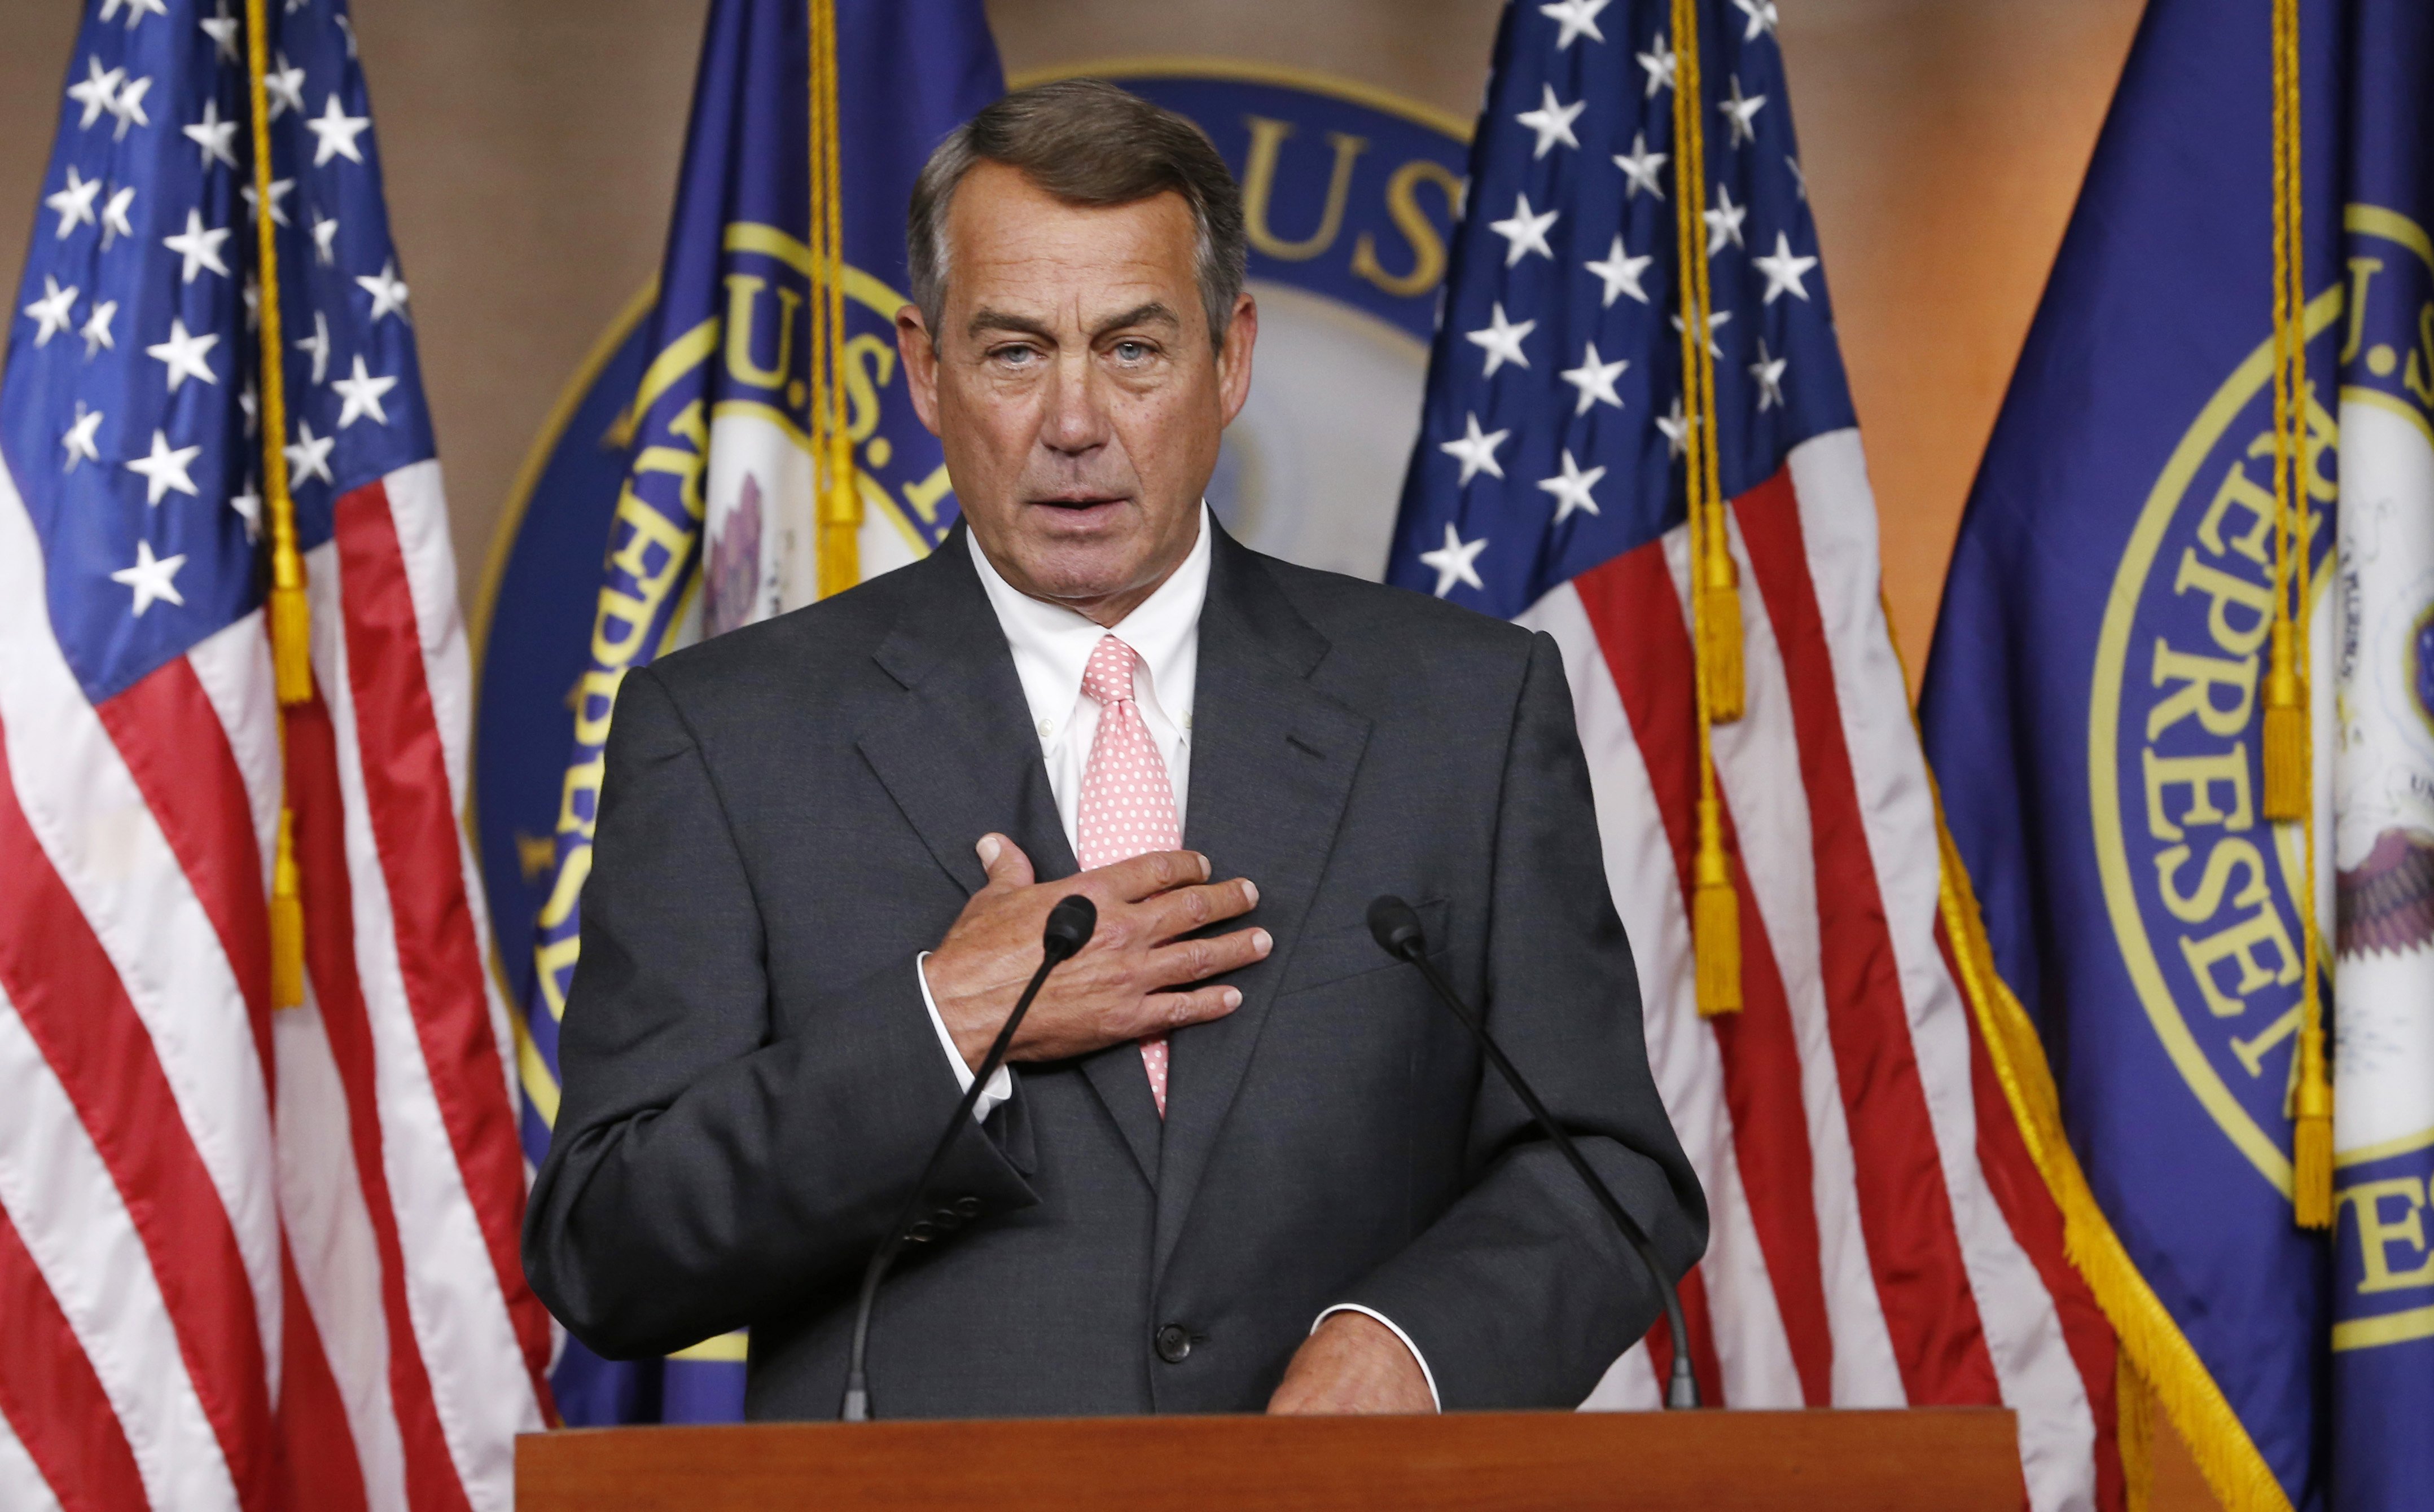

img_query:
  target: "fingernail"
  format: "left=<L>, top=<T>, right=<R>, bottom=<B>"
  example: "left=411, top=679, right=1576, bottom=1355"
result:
left=977, top=834, right=1001, bottom=865
left=1198, top=853, right=1212, bottom=879
left=1252, top=929, right=1272, bottom=954
left=1222, top=987, right=1243, bottom=1009
left=1242, top=880, right=1259, bottom=906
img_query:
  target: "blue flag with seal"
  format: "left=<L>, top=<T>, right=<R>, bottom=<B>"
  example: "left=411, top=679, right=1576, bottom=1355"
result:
left=519, top=0, right=1001, bottom=1426
left=1924, top=0, right=2434, bottom=1506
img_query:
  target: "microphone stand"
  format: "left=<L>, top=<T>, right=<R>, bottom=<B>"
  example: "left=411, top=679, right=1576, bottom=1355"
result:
left=841, top=895, right=1096, bottom=1421
left=1369, top=896, right=1700, bottom=1409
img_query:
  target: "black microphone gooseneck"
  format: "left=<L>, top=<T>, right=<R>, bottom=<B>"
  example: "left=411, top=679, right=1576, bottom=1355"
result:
left=1366, top=895, right=1700, bottom=1410
left=841, top=894, right=1097, bottom=1421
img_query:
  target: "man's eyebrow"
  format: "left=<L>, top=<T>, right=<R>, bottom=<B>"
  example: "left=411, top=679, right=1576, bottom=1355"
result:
left=964, top=302, right=1184, bottom=343
left=966, top=307, right=1056, bottom=341
left=1089, top=302, right=1181, bottom=339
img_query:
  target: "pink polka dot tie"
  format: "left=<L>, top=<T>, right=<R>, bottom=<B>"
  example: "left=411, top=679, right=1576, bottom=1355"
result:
left=1076, top=634, right=1182, bottom=1115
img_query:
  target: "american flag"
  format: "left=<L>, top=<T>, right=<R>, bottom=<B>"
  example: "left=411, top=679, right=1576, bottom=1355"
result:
left=0, top=2, right=549, bottom=1509
left=1388, top=3, right=2122, bottom=1507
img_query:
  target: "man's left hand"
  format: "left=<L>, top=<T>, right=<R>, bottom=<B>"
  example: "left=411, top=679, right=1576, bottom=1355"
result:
left=1266, top=1311, right=1436, bottom=1415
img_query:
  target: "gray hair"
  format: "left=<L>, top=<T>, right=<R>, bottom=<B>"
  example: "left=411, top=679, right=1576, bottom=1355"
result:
left=906, top=79, right=1249, bottom=348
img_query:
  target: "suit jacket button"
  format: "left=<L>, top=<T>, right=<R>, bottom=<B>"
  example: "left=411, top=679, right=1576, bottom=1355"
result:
left=1154, top=1324, right=1191, bottom=1364
left=953, top=1195, right=982, bottom=1218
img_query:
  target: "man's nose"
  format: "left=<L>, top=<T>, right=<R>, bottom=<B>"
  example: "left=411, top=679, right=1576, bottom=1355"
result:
left=1040, top=353, right=1112, bottom=455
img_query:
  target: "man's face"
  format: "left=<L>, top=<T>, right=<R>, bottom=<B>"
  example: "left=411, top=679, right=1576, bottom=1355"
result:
left=898, top=161, right=1256, bottom=624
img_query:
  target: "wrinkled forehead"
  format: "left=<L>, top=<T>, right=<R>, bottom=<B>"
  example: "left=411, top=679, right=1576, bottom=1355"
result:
left=941, top=164, right=1201, bottom=331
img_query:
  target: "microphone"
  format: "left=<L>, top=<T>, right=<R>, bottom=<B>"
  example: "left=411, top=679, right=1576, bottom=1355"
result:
left=841, top=894, right=1097, bottom=1421
left=1367, top=895, right=1700, bottom=1410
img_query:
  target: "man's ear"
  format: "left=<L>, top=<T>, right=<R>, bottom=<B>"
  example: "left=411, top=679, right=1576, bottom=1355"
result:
left=896, top=304, right=942, bottom=437
left=1216, top=290, right=1257, bottom=427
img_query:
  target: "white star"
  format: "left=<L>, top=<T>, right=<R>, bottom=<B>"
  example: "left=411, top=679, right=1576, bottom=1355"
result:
left=1488, top=192, right=1559, bottom=267
left=104, top=0, right=170, bottom=29
left=111, top=539, right=187, bottom=617
left=1537, top=449, right=1606, bottom=523
left=331, top=355, right=397, bottom=428
left=61, top=405, right=103, bottom=471
left=296, top=311, right=331, bottom=384
left=1671, top=307, right=1733, bottom=358
left=305, top=94, right=371, bottom=166
left=229, top=483, right=262, bottom=540
left=240, top=178, right=293, bottom=227
left=356, top=260, right=410, bottom=322
left=1637, top=34, right=1677, bottom=98
left=99, top=184, right=135, bottom=247
left=1656, top=395, right=1691, bottom=459
left=146, top=318, right=220, bottom=392
left=1585, top=235, right=1652, bottom=306
left=1418, top=521, right=1489, bottom=597
left=1465, top=301, right=1534, bottom=378
left=22, top=277, right=77, bottom=346
left=45, top=166, right=100, bottom=238
left=265, top=52, right=305, bottom=118
left=1752, top=231, right=1819, bottom=304
left=126, top=428, right=201, bottom=504
left=199, top=0, right=241, bottom=61
left=286, top=420, right=335, bottom=486
left=67, top=57, right=124, bottom=130
left=239, top=381, right=258, bottom=436
left=1439, top=412, right=1510, bottom=485
left=1733, top=0, right=1780, bottom=39
left=311, top=212, right=340, bottom=263
left=243, top=276, right=260, bottom=331
left=1515, top=84, right=1585, bottom=158
left=1538, top=0, right=1609, bottom=48
left=1718, top=75, right=1768, bottom=148
left=1749, top=340, right=1788, bottom=410
left=1613, top=132, right=1668, bottom=200
left=79, top=299, right=117, bottom=357
left=108, top=74, right=152, bottom=139
left=164, top=209, right=231, bottom=283
left=1560, top=341, right=1630, bottom=416
left=1704, top=183, right=1748, bottom=254
left=335, top=12, right=358, bottom=58
left=1786, top=155, right=1808, bottom=200
left=183, top=98, right=239, bottom=169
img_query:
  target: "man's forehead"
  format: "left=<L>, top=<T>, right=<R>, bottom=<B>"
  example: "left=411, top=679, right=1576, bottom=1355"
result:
left=945, top=165, right=1197, bottom=305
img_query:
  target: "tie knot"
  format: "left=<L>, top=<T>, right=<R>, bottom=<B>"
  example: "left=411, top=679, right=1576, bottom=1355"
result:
left=1081, top=634, right=1139, bottom=707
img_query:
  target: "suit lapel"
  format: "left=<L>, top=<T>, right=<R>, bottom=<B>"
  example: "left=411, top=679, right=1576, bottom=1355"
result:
left=1154, top=530, right=1371, bottom=1283
left=854, top=531, right=1163, bottom=1182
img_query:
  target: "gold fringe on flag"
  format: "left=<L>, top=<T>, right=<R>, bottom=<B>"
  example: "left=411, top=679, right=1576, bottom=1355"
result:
left=808, top=0, right=861, bottom=600
left=1670, top=0, right=1740, bottom=1013
left=2119, top=1353, right=2155, bottom=1512
left=244, top=0, right=308, bottom=1007
left=2265, top=0, right=2331, bottom=1227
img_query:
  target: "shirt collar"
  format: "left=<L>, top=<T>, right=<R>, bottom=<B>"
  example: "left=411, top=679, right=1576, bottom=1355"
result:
left=966, top=503, right=1211, bottom=733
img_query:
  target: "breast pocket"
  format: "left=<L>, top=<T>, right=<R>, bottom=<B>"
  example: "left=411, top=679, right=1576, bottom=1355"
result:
left=1273, top=896, right=1451, bottom=998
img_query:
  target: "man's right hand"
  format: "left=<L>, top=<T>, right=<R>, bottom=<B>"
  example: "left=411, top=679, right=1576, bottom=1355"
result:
left=923, top=832, right=1270, bottom=1070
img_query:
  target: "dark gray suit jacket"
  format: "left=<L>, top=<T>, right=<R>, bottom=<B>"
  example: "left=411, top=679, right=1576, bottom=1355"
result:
left=523, top=522, right=1705, bottom=1418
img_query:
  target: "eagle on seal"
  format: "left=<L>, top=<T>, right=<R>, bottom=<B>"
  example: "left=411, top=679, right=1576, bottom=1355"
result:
left=2337, top=827, right=2434, bottom=958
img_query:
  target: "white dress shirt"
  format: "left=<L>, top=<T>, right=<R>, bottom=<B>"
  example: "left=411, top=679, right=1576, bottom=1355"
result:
left=913, top=507, right=1439, bottom=1407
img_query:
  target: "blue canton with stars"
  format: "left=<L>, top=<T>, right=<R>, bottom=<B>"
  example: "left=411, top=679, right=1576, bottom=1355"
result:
left=3, top=0, right=432, bottom=706
left=1387, top=0, right=1854, bottom=618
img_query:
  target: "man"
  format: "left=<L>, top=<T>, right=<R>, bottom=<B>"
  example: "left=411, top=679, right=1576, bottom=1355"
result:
left=524, top=80, right=1704, bottom=1418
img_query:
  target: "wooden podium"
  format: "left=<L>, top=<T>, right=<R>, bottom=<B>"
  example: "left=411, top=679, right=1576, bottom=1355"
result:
left=516, top=1408, right=2021, bottom=1510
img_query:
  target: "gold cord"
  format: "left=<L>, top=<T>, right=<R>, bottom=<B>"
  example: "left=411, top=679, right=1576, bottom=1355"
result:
left=809, top=0, right=861, bottom=599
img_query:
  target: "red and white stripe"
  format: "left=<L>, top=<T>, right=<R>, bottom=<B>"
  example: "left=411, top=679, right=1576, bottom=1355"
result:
left=0, top=456, right=551, bottom=1511
left=1536, top=430, right=2123, bottom=1512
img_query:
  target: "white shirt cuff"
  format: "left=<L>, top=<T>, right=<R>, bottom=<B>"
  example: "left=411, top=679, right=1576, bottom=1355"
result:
left=916, top=952, right=1013, bottom=1121
left=1313, top=1304, right=1441, bottom=1411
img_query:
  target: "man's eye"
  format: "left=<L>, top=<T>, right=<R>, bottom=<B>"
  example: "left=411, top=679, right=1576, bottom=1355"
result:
left=1112, top=340, right=1152, bottom=363
left=992, top=345, right=1038, bottom=367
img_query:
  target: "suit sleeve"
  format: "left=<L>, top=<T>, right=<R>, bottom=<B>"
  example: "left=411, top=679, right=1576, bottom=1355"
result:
left=520, top=666, right=1038, bottom=1360
left=1335, top=631, right=1709, bottom=1408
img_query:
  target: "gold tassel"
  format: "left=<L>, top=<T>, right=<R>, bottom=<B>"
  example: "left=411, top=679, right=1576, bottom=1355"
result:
left=270, top=570, right=311, bottom=705
left=1694, top=799, right=1742, bottom=1017
left=2292, top=1018, right=2333, bottom=1229
left=1700, top=543, right=1744, bottom=724
left=271, top=808, right=304, bottom=1008
left=2260, top=618, right=2306, bottom=821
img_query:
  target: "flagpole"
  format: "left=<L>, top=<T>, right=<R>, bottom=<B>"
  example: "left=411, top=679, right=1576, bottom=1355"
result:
left=242, top=0, right=308, bottom=1009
